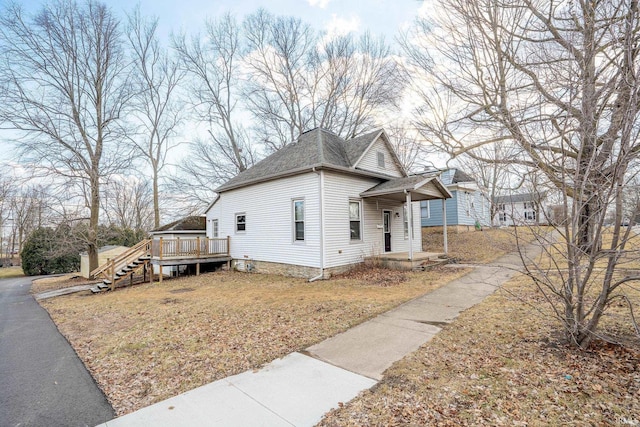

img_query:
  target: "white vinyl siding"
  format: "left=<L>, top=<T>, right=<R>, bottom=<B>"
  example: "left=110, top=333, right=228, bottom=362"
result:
left=322, top=171, right=422, bottom=268
left=206, top=172, right=321, bottom=268
left=355, top=137, right=404, bottom=177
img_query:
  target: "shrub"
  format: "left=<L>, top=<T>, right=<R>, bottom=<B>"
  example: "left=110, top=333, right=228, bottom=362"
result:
left=21, top=227, right=81, bottom=276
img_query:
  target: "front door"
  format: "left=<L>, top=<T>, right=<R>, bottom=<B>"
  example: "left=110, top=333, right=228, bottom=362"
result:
left=383, top=210, right=391, bottom=252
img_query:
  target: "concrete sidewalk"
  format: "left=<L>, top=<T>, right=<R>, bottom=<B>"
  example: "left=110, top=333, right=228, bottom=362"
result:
left=97, top=244, right=537, bottom=427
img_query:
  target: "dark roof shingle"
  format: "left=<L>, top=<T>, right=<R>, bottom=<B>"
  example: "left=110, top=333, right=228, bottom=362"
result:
left=215, top=128, right=391, bottom=193
left=152, top=216, right=206, bottom=232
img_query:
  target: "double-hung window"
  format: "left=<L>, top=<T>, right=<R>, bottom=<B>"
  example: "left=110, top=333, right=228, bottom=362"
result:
left=235, top=213, right=246, bottom=233
left=421, top=200, right=430, bottom=219
left=403, top=205, right=414, bottom=239
left=293, top=199, right=304, bottom=241
left=349, top=200, right=362, bottom=241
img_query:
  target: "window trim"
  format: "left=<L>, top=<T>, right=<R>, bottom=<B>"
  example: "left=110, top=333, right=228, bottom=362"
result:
left=349, top=199, right=363, bottom=242
left=377, top=151, right=385, bottom=168
left=235, top=213, right=246, bottom=233
left=293, top=198, right=305, bottom=242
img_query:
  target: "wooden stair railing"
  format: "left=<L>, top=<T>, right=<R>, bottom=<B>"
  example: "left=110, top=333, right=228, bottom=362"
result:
left=90, top=239, right=152, bottom=291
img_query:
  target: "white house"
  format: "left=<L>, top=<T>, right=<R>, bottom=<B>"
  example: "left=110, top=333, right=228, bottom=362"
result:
left=149, top=216, right=207, bottom=276
left=493, top=192, right=549, bottom=226
left=205, top=128, right=451, bottom=279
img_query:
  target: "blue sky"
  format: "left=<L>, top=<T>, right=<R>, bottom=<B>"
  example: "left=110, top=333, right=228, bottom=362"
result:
left=107, top=0, right=424, bottom=44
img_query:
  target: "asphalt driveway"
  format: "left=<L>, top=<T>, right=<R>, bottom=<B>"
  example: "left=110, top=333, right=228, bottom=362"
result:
left=0, top=275, right=114, bottom=427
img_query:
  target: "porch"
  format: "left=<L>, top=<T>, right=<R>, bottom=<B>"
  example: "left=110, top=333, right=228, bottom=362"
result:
left=365, top=251, right=447, bottom=271
left=360, top=173, right=453, bottom=261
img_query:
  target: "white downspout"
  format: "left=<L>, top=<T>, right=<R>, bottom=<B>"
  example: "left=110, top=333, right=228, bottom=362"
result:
left=309, top=168, right=325, bottom=282
left=405, top=190, right=413, bottom=261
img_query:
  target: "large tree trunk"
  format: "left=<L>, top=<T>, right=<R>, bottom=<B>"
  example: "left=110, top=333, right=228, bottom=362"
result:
left=88, top=172, right=101, bottom=275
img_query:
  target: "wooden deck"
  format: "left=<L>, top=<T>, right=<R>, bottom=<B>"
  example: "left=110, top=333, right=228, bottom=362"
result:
left=150, top=237, right=231, bottom=280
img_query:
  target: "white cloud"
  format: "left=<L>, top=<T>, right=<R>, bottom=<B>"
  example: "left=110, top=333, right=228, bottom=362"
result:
left=324, top=13, right=360, bottom=40
left=307, top=0, right=332, bottom=8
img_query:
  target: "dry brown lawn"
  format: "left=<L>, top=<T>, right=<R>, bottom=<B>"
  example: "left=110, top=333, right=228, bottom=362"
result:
left=41, top=266, right=468, bottom=416
left=31, top=273, right=99, bottom=293
left=318, top=246, right=640, bottom=426
left=422, top=227, right=547, bottom=264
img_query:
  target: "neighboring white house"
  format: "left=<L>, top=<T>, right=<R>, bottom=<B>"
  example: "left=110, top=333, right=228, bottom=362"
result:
left=205, top=128, right=451, bottom=279
left=149, top=216, right=207, bottom=276
left=493, top=192, right=549, bottom=226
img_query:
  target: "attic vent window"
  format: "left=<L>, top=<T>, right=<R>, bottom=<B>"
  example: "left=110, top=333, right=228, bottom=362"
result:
left=377, top=151, right=385, bottom=168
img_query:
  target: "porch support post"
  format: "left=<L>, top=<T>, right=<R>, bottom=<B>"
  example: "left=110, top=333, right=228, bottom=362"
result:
left=406, top=191, right=413, bottom=261
left=442, top=198, right=448, bottom=255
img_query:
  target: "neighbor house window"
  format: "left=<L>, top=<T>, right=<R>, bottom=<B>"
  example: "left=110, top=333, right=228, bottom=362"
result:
left=293, top=199, right=304, bottom=241
left=211, top=219, right=219, bottom=238
left=421, top=200, right=430, bottom=219
left=499, top=212, right=507, bottom=222
left=349, top=200, right=362, bottom=240
left=525, top=210, right=537, bottom=221
left=377, top=151, right=385, bottom=168
left=235, top=213, right=246, bottom=232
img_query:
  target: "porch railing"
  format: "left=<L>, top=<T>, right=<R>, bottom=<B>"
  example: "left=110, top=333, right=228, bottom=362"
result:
left=151, top=236, right=230, bottom=259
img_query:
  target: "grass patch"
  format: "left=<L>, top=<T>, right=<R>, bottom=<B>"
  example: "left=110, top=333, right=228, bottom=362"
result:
left=0, top=266, right=25, bottom=279
left=41, top=267, right=468, bottom=415
left=422, top=227, right=546, bottom=264
left=317, top=273, right=640, bottom=426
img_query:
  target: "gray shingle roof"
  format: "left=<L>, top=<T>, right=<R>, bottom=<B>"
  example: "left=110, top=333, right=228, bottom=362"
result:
left=152, top=216, right=206, bottom=232
left=450, top=169, right=475, bottom=184
left=360, top=173, right=452, bottom=201
left=361, top=174, right=438, bottom=194
left=439, top=168, right=475, bottom=185
left=493, top=192, right=546, bottom=204
left=215, top=128, right=390, bottom=193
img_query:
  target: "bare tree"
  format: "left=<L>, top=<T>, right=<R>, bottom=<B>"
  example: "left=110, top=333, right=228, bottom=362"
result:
left=127, top=8, right=184, bottom=229
left=243, top=10, right=404, bottom=150
left=385, top=125, right=429, bottom=173
left=405, top=0, right=640, bottom=347
left=102, top=176, right=153, bottom=232
left=316, top=33, right=404, bottom=139
left=172, top=13, right=256, bottom=209
left=243, top=9, right=316, bottom=151
left=0, top=177, right=14, bottom=261
left=0, top=0, right=132, bottom=273
left=453, top=143, right=522, bottom=225
left=10, top=185, right=47, bottom=256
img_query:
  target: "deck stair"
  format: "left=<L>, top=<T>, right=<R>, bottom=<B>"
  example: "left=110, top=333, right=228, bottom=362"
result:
left=89, top=240, right=152, bottom=293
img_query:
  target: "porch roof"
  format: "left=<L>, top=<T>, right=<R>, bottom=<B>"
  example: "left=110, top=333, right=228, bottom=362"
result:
left=359, top=174, right=452, bottom=202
